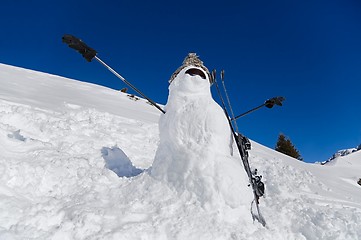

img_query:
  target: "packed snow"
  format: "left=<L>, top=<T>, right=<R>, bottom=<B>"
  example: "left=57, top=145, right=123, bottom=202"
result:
left=0, top=63, right=360, bottom=239
left=151, top=61, right=253, bottom=212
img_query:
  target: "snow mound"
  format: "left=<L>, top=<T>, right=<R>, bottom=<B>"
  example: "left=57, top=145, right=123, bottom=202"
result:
left=151, top=65, right=253, bottom=212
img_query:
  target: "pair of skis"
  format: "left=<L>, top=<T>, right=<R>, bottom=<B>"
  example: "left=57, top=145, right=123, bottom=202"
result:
left=211, top=70, right=267, bottom=227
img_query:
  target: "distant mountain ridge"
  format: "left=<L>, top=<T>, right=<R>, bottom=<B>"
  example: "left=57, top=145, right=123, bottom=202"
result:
left=321, top=144, right=361, bottom=165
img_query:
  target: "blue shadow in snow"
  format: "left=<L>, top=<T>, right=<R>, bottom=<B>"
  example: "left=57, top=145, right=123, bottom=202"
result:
left=101, top=146, right=143, bottom=178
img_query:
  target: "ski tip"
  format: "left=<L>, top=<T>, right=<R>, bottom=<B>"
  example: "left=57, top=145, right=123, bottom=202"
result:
left=251, top=199, right=267, bottom=227
left=210, top=69, right=216, bottom=84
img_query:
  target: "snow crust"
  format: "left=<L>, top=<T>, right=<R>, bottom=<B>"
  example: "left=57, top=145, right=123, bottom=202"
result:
left=0, top=63, right=361, bottom=239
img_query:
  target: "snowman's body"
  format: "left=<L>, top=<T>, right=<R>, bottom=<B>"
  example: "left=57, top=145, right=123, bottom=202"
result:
left=151, top=54, right=252, bottom=210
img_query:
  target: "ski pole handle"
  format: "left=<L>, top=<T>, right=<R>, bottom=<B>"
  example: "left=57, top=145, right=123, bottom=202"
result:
left=264, top=96, right=285, bottom=108
left=62, top=34, right=97, bottom=62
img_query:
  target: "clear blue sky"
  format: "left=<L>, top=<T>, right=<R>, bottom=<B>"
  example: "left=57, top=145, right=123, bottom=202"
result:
left=1, top=0, right=360, bottom=163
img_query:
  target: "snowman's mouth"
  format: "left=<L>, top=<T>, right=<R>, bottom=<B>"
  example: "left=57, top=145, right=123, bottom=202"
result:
left=185, top=68, right=206, bottom=80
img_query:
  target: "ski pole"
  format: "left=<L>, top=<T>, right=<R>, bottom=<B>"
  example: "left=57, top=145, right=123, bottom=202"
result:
left=220, top=70, right=239, bottom=133
left=232, top=96, right=285, bottom=121
left=62, top=34, right=165, bottom=114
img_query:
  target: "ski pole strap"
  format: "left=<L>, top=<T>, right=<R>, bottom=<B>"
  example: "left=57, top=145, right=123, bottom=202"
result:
left=62, top=34, right=97, bottom=62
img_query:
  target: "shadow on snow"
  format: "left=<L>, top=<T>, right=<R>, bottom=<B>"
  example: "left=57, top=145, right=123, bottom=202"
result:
left=101, top=146, right=143, bottom=178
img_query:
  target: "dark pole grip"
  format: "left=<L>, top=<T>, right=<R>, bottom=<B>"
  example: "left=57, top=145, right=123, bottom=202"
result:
left=62, top=34, right=97, bottom=62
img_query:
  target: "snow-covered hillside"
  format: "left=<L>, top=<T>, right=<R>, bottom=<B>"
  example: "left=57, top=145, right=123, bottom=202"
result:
left=0, top=63, right=360, bottom=239
left=321, top=147, right=361, bottom=165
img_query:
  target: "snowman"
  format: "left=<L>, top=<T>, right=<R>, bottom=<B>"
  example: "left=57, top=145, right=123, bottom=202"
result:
left=151, top=53, right=252, bottom=211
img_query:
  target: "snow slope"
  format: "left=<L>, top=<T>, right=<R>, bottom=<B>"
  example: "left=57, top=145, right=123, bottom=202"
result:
left=0, top=63, right=360, bottom=239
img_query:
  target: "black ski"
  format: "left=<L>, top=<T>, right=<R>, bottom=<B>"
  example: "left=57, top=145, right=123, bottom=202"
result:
left=212, top=70, right=266, bottom=226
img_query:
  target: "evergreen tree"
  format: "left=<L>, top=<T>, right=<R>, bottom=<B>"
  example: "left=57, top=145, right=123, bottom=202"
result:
left=275, top=133, right=303, bottom=161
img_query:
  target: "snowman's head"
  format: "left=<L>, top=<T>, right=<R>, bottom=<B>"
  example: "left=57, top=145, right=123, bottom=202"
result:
left=168, top=53, right=212, bottom=94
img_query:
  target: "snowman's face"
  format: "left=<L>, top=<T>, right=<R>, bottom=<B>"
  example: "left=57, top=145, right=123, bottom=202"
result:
left=170, top=66, right=210, bottom=94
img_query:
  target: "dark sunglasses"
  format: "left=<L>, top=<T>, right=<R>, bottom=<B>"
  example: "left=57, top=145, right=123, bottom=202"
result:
left=185, top=68, right=207, bottom=79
